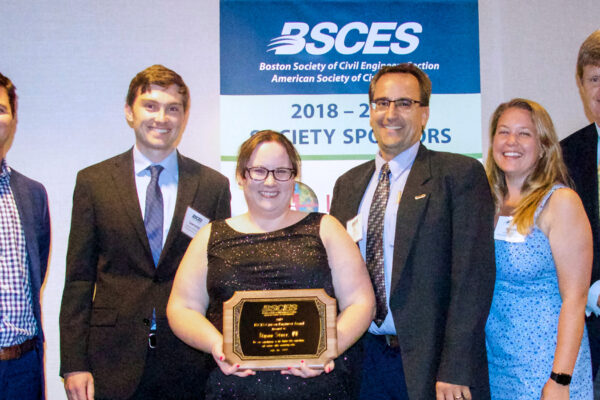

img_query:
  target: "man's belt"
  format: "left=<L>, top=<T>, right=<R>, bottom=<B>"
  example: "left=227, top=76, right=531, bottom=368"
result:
left=383, top=334, right=400, bottom=350
left=370, top=332, right=400, bottom=350
left=0, top=338, right=36, bottom=361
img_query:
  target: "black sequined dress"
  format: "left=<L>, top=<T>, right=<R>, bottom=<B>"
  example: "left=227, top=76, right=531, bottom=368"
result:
left=205, top=212, right=359, bottom=400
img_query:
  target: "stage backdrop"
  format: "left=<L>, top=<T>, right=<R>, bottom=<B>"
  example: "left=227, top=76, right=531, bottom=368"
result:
left=2, top=1, right=599, bottom=399
left=220, top=0, right=481, bottom=214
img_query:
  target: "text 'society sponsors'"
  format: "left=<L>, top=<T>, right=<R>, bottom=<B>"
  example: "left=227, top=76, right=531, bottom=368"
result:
left=220, top=0, right=481, bottom=213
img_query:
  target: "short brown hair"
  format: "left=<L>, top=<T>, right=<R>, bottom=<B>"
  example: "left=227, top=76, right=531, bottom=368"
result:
left=368, top=63, right=432, bottom=106
left=0, top=72, right=17, bottom=117
left=236, top=130, right=300, bottom=180
left=577, top=30, right=600, bottom=82
left=126, top=65, right=190, bottom=111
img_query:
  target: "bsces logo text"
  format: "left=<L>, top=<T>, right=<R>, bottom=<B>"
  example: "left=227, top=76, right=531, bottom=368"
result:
left=268, top=22, right=422, bottom=55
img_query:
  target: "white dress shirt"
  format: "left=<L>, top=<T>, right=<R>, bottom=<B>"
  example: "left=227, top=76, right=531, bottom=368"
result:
left=358, top=141, right=420, bottom=335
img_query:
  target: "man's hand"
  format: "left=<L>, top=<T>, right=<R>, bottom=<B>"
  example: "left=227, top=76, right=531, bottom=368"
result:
left=436, top=381, right=471, bottom=400
left=64, top=371, right=94, bottom=400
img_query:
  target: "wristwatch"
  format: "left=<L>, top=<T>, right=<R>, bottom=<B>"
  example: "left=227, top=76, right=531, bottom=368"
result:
left=550, top=371, right=572, bottom=386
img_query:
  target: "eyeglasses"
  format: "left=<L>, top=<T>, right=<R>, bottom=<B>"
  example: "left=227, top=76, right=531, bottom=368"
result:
left=370, top=97, right=423, bottom=111
left=245, top=167, right=296, bottom=182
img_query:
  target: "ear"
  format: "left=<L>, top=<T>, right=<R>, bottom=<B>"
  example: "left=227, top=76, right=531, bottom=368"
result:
left=0, top=117, right=17, bottom=159
left=420, top=106, right=430, bottom=128
left=236, top=172, right=245, bottom=187
left=180, top=108, right=190, bottom=134
left=124, top=104, right=134, bottom=126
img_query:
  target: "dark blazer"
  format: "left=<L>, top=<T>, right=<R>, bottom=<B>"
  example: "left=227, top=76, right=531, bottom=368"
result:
left=10, top=169, right=51, bottom=400
left=561, top=124, right=600, bottom=283
left=561, top=123, right=600, bottom=375
left=59, top=149, right=231, bottom=399
left=330, top=145, right=495, bottom=399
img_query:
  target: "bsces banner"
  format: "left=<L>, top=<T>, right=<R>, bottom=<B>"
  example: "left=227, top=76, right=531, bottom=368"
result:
left=220, top=0, right=480, bottom=213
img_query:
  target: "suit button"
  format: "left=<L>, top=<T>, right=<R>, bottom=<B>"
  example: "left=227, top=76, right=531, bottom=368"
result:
left=153, top=277, right=160, bottom=283
left=143, top=318, right=150, bottom=326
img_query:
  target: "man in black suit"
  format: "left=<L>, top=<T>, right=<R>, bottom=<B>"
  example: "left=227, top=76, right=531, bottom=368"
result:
left=560, top=29, right=600, bottom=382
left=330, top=63, right=495, bottom=400
left=0, top=72, right=51, bottom=400
left=59, top=65, right=231, bottom=400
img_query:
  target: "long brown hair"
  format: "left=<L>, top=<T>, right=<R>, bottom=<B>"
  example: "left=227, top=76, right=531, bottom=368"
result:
left=485, top=98, right=572, bottom=234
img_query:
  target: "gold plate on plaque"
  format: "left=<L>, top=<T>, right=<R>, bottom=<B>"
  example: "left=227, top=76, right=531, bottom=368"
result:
left=222, top=289, right=337, bottom=370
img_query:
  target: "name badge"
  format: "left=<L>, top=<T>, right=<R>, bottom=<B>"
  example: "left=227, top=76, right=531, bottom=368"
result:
left=346, top=214, right=363, bottom=242
left=494, top=216, right=526, bottom=243
left=182, top=207, right=209, bottom=238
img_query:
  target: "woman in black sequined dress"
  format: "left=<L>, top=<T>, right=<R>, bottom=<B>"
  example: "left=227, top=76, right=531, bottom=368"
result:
left=167, top=130, right=375, bottom=399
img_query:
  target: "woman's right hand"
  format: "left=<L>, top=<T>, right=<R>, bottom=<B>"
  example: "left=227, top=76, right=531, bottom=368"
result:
left=211, top=339, right=256, bottom=377
left=280, top=359, right=335, bottom=378
left=540, top=378, right=569, bottom=400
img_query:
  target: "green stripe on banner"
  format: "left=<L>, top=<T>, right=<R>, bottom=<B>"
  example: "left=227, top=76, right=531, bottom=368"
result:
left=222, top=153, right=483, bottom=162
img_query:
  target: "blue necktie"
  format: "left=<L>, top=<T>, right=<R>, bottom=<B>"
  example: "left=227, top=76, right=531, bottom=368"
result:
left=366, top=163, right=390, bottom=326
left=145, top=165, right=164, bottom=266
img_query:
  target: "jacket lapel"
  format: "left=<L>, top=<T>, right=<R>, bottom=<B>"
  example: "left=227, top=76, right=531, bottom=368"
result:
left=109, top=149, right=154, bottom=263
left=390, top=145, right=432, bottom=293
left=10, top=173, right=42, bottom=291
left=347, top=161, right=376, bottom=217
left=159, top=152, right=198, bottom=264
left=582, top=124, right=599, bottom=227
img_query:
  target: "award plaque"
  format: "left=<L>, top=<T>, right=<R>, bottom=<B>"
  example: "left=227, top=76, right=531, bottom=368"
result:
left=223, top=289, right=337, bottom=370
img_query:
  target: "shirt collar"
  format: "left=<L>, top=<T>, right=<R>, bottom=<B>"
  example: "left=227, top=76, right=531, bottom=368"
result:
left=375, top=141, right=420, bottom=178
left=595, top=122, right=599, bottom=137
left=133, top=146, right=178, bottom=180
left=0, top=158, right=11, bottom=181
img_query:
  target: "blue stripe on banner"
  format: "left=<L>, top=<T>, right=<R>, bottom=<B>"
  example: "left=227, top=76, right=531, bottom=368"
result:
left=220, top=0, right=479, bottom=95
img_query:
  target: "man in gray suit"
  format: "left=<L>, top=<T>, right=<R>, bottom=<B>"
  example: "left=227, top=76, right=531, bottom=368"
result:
left=0, top=72, right=51, bottom=400
left=60, top=65, right=231, bottom=400
left=330, top=63, right=495, bottom=400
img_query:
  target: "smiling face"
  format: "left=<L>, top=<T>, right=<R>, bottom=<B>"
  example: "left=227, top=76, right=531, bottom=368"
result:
left=125, top=84, right=187, bottom=162
left=0, top=87, right=16, bottom=160
left=492, top=107, right=541, bottom=185
left=369, top=73, right=429, bottom=161
left=581, top=64, right=600, bottom=125
left=240, top=141, right=296, bottom=218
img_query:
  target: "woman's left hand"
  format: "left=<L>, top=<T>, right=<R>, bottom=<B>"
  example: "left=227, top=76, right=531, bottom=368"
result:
left=280, top=359, right=335, bottom=378
left=540, top=379, right=569, bottom=400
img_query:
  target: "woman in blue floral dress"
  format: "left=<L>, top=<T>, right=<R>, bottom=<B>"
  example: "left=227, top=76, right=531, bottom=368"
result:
left=485, top=99, right=593, bottom=399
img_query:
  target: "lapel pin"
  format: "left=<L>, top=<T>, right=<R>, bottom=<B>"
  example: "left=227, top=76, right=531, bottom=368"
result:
left=414, top=194, right=426, bottom=200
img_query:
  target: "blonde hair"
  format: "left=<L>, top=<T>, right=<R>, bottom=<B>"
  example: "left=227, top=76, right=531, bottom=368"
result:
left=485, top=98, right=572, bottom=234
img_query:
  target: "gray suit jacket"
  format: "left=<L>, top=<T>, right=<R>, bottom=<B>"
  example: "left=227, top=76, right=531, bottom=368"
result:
left=10, top=169, right=51, bottom=400
left=59, top=149, right=231, bottom=399
left=330, top=145, right=495, bottom=399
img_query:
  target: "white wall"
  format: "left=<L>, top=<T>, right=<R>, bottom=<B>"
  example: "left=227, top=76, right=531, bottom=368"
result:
left=480, top=0, right=599, bottom=152
left=0, top=1, right=598, bottom=398
left=1, top=1, right=221, bottom=398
